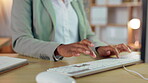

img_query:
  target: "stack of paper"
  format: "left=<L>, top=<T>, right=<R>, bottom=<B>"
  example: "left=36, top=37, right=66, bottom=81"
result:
left=0, top=56, right=28, bottom=74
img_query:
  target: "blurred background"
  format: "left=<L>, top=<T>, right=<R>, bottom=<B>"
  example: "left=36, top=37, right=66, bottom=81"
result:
left=0, top=0, right=12, bottom=37
left=0, top=0, right=13, bottom=53
left=0, top=0, right=142, bottom=53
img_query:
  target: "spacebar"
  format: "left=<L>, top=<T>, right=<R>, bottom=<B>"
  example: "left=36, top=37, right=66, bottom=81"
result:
left=68, top=69, right=90, bottom=74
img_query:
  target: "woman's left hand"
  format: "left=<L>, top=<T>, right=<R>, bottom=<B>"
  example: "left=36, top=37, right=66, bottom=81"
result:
left=96, top=43, right=131, bottom=58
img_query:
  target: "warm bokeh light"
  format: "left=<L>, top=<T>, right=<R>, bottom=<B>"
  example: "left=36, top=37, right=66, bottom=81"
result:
left=128, top=18, right=141, bottom=29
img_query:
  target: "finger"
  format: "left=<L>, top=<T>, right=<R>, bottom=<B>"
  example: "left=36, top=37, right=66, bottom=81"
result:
left=71, top=47, right=96, bottom=58
left=70, top=51, right=80, bottom=57
left=106, top=51, right=111, bottom=55
left=116, top=44, right=131, bottom=53
left=102, top=50, right=111, bottom=57
left=109, top=45, right=119, bottom=58
left=88, top=46, right=97, bottom=58
left=71, top=47, right=90, bottom=55
left=123, top=43, right=132, bottom=53
left=74, top=44, right=90, bottom=51
left=114, top=47, right=119, bottom=58
left=80, top=39, right=94, bottom=47
left=97, top=46, right=111, bottom=57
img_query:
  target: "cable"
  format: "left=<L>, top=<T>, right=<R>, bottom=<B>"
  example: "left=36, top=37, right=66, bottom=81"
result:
left=123, top=65, right=148, bottom=80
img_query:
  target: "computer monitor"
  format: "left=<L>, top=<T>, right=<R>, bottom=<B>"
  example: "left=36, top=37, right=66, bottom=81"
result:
left=141, top=0, right=148, bottom=63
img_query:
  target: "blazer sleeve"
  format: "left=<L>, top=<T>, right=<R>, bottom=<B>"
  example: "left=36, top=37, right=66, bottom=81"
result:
left=78, top=1, right=107, bottom=47
left=11, top=0, right=61, bottom=61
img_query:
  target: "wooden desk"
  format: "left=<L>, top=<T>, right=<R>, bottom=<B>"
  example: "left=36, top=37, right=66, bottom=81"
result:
left=0, top=38, right=10, bottom=48
left=0, top=54, right=148, bottom=83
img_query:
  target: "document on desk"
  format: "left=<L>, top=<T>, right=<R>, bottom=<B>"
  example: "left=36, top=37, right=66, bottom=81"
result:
left=0, top=56, right=28, bottom=74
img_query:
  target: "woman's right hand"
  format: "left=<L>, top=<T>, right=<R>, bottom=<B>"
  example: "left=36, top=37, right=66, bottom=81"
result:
left=57, top=39, right=96, bottom=58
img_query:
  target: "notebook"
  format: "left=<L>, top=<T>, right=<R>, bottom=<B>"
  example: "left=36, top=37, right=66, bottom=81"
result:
left=0, top=56, right=28, bottom=74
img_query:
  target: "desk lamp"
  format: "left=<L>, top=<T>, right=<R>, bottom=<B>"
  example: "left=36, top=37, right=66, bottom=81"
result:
left=128, top=18, right=141, bottom=50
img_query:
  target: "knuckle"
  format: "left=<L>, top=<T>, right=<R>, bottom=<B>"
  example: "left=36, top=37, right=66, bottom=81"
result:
left=82, top=39, right=89, bottom=43
left=80, top=44, right=87, bottom=48
left=71, top=51, right=75, bottom=55
left=83, top=39, right=87, bottom=41
left=85, top=40, right=91, bottom=43
left=77, top=48, right=85, bottom=52
left=71, top=47, right=77, bottom=51
left=72, top=51, right=77, bottom=55
left=71, top=53, right=76, bottom=56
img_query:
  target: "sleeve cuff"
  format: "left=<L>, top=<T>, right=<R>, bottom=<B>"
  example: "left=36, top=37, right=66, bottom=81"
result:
left=53, top=46, right=64, bottom=62
left=95, top=46, right=101, bottom=52
left=53, top=54, right=63, bottom=62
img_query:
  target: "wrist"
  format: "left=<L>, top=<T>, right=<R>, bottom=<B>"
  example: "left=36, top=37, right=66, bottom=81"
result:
left=95, top=46, right=100, bottom=52
left=54, top=48, right=60, bottom=56
left=53, top=49, right=64, bottom=61
left=56, top=44, right=64, bottom=56
left=53, top=45, right=64, bottom=61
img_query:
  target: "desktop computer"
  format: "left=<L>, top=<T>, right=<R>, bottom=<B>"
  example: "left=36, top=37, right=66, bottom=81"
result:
left=141, top=0, right=148, bottom=63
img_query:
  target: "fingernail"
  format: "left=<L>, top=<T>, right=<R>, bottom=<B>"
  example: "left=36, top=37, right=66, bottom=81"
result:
left=129, top=49, right=132, bottom=53
left=91, top=52, right=97, bottom=58
left=85, top=51, right=90, bottom=54
left=91, top=54, right=96, bottom=58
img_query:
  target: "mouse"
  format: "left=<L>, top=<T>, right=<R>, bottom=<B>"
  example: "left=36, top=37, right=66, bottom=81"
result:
left=36, top=71, right=76, bottom=83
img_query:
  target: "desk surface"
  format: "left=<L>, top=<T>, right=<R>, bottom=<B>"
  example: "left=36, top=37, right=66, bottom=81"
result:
left=0, top=54, right=148, bottom=83
left=0, top=38, right=10, bottom=48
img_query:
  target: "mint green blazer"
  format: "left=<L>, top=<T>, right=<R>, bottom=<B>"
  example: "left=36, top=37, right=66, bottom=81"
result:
left=11, top=0, right=106, bottom=61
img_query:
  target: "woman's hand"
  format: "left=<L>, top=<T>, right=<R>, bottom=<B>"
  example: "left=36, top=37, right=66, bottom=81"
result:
left=57, top=39, right=96, bottom=58
left=97, top=43, right=131, bottom=58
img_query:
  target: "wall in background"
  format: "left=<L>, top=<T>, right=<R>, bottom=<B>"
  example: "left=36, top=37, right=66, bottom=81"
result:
left=0, top=0, right=14, bottom=53
left=0, top=0, right=13, bottom=37
left=90, top=0, right=142, bottom=45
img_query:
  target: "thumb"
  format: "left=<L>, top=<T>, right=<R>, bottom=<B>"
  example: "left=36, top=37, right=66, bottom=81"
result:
left=106, top=51, right=111, bottom=56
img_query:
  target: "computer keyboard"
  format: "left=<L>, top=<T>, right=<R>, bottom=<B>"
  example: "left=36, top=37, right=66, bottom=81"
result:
left=47, top=52, right=141, bottom=77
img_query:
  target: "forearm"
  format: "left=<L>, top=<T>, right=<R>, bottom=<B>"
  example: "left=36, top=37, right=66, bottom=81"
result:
left=12, top=36, right=61, bottom=61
